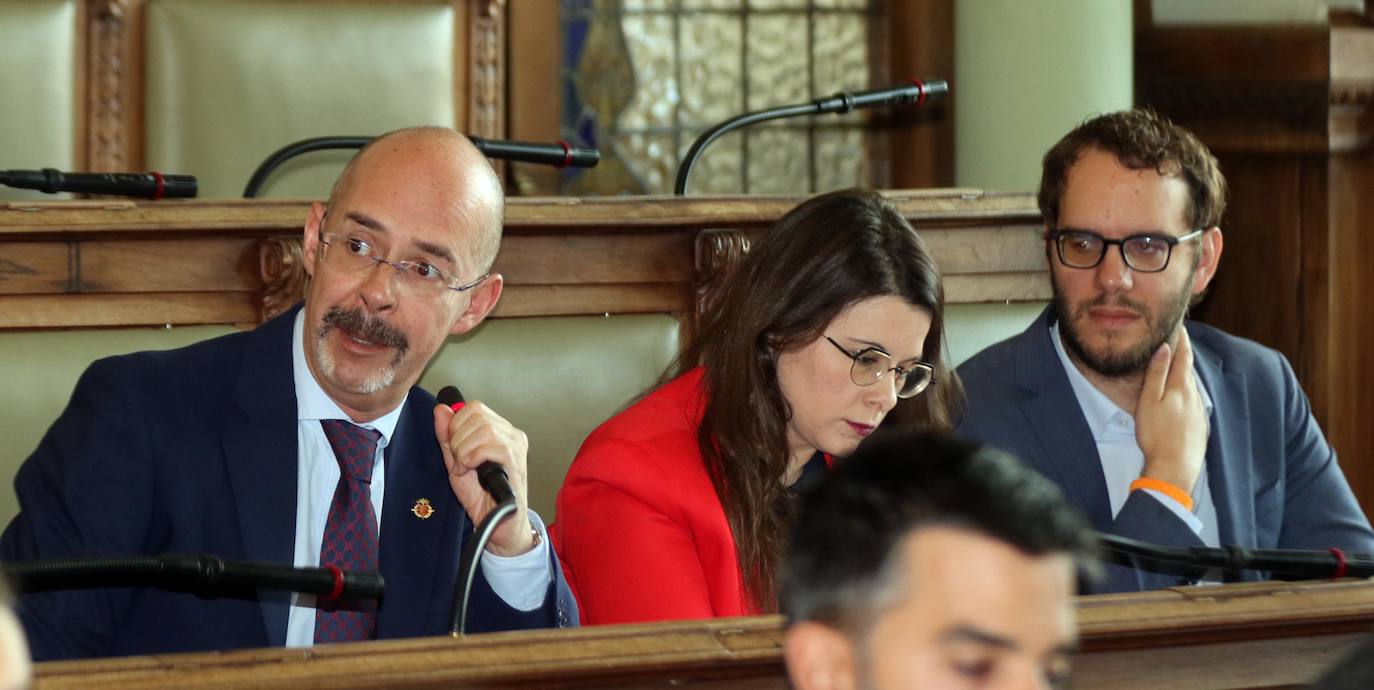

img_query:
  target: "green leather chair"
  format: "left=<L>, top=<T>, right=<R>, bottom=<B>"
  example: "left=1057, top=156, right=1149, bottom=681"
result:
left=144, top=0, right=459, bottom=198
left=0, top=0, right=77, bottom=202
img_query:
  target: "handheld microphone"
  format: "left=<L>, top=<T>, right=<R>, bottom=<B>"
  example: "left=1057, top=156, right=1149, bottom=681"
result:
left=435, top=386, right=514, bottom=504
left=435, top=384, right=522, bottom=635
left=674, top=78, right=949, bottom=195
left=469, top=136, right=600, bottom=170
left=0, top=168, right=198, bottom=199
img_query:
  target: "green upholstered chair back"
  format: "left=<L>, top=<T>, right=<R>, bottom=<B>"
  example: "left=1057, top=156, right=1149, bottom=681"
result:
left=0, top=326, right=237, bottom=523
left=419, top=314, right=682, bottom=522
left=0, top=303, right=1045, bottom=527
left=143, top=0, right=459, bottom=198
left=0, top=0, right=77, bottom=202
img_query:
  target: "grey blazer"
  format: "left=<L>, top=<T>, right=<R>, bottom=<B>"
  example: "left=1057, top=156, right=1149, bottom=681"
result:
left=956, top=307, right=1374, bottom=593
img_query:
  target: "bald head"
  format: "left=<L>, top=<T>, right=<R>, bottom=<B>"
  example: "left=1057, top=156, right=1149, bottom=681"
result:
left=329, top=127, right=504, bottom=272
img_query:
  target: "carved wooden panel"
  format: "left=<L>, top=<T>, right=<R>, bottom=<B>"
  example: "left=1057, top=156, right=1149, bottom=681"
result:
left=74, top=0, right=506, bottom=175
left=259, top=237, right=307, bottom=322
left=87, top=0, right=141, bottom=171
left=693, top=228, right=752, bottom=329
left=0, top=191, right=1047, bottom=332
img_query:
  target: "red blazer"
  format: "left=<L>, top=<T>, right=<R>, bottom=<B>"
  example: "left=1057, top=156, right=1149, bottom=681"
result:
left=553, top=368, right=759, bottom=624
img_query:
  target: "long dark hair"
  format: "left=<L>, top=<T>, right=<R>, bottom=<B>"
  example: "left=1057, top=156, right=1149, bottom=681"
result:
left=670, top=187, right=962, bottom=611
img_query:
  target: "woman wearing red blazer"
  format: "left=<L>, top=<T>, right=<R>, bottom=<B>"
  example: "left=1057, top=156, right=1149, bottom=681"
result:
left=553, top=188, right=963, bottom=624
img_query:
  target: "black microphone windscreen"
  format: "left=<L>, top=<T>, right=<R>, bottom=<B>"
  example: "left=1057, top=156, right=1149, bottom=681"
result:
left=437, top=386, right=465, bottom=407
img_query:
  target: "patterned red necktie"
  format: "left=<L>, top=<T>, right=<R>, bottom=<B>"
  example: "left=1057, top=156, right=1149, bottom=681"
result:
left=315, top=419, right=382, bottom=643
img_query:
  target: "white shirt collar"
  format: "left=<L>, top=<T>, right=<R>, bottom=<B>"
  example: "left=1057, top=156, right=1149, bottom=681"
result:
left=1049, top=320, right=1213, bottom=440
left=292, top=310, right=403, bottom=446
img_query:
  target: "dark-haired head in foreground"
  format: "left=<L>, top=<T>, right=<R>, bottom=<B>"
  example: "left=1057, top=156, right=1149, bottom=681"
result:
left=782, top=432, right=1097, bottom=690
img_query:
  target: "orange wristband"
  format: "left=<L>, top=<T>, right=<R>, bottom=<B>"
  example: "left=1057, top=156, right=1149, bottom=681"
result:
left=1130, top=477, right=1194, bottom=512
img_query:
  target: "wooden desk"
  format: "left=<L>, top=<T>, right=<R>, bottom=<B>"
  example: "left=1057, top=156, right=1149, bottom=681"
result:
left=31, top=579, right=1374, bottom=689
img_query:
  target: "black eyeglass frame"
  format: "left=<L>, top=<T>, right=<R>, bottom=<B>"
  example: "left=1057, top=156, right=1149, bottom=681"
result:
left=823, top=336, right=936, bottom=399
left=1045, top=228, right=1205, bottom=273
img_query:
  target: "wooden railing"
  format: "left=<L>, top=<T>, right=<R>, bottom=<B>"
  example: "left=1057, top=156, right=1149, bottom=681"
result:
left=0, top=190, right=1046, bottom=334
left=30, top=579, right=1374, bottom=689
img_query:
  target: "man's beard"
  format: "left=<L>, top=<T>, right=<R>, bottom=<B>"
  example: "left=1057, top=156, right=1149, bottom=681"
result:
left=315, top=306, right=410, bottom=395
left=1052, top=274, right=1194, bottom=378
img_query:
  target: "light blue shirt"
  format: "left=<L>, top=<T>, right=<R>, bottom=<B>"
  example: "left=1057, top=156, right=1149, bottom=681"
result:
left=285, top=311, right=551, bottom=647
left=1050, top=323, right=1220, bottom=548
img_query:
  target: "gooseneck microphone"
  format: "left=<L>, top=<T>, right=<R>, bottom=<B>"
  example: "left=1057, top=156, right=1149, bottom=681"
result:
left=469, top=136, right=600, bottom=172
left=2, top=554, right=383, bottom=600
left=0, top=168, right=198, bottom=200
left=241, top=135, right=600, bottom=198
left=1097, top=532, right=1374, bottom=580
left=435, top=385, right=521, bottom=635
left=673, top=78, right=949, bottom=195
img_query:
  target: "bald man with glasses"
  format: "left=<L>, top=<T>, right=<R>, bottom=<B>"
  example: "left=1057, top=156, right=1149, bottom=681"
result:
left=2, top=127, right=576, bottom=660
left=956, top=109, right=1374, bottom=593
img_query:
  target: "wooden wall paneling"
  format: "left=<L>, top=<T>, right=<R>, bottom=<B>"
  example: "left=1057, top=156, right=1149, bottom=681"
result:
left=465, top=0, right=506, bottom=140
left=1188, top=155, right=1305, bottom=369
left=1, top=293, right=260, bottom=330
left=86, top=0, right=145, bottom=172
left=882, top=0, right=955, bottom=189
left=1137, top=28, right=1330, bottom=156
left=73, top=0, right=89, bottom=172
left=1325, top=152, right=1374, bottom=516
left=0, top=242, right=71, bottom=294
left=1299, top=154, right=1333, bottom=446
left=506, top=0, right=562, bottom=196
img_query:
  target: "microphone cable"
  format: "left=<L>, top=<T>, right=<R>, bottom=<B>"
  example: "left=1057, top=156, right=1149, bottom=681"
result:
left=449, top=498, right=519, bottom=636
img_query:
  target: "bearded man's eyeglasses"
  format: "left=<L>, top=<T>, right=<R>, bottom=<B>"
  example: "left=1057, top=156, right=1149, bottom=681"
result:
left=1047, top=228, right=1203, bottom=273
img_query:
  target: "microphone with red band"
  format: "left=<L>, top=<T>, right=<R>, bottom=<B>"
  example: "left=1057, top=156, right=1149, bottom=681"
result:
left=437, top=385, right=516, bottom=505
left=2, top=554, right=383, bottom=599
left=809, top=78, right=949, bottom=115
left=1096, top=532, right=1374, bottom=580
left=0, top=168, right=198, bottom=199
left=468, top=137, right=600, bottom=171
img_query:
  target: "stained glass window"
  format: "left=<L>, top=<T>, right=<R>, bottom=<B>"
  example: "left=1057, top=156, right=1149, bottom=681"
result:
left=561, top=0, right=875, bottom=196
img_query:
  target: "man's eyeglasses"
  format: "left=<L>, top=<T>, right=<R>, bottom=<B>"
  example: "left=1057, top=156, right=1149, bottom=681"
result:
left=317, top=231, right=488, bottom=295
left=1046, top=228, right=1203, bottom=273
left=824, top=336, right=935, bottom=399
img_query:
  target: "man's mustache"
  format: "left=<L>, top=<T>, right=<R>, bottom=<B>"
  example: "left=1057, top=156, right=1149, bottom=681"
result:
left=320, top=307, right=409, bottom=353
left=1077, top=294, right=1148, bottom=319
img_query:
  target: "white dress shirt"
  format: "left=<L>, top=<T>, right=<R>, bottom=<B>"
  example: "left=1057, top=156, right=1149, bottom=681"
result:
left=285, top=312, right=552, bottom=647
left=1050, top=323, right=1220, bottom=548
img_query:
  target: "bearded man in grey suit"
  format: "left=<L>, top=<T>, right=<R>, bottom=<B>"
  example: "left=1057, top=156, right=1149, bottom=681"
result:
left=957, top=109, right=1374, bottom=593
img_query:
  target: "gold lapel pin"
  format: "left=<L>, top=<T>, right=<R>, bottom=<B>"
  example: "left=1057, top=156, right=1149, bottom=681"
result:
left=411, top=498, right=435, bottom=519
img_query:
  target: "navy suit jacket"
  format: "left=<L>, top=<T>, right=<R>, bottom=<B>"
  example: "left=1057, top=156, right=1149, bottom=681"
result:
left=1, top=306, right=576, bottom=660
left=957, top=308, right=1374, bottom=592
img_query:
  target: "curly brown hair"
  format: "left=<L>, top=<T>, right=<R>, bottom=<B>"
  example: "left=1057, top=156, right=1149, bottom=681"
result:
left=1039, top=109, right=1227, bottom=231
